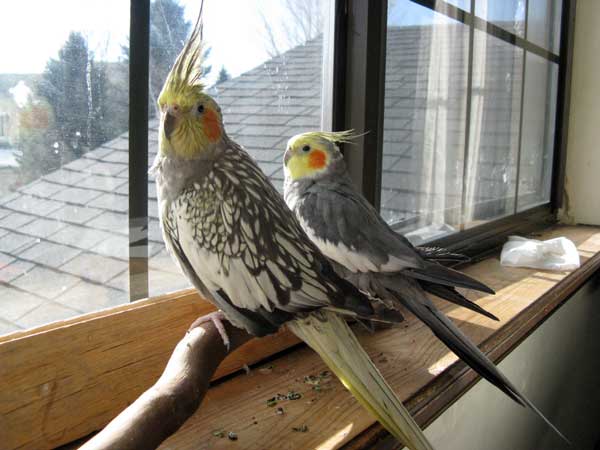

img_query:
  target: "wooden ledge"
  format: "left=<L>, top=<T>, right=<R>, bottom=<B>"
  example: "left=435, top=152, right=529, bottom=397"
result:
left=158, top=225, right=600, bottom=449
left=1, top=225, right=599, bottom=450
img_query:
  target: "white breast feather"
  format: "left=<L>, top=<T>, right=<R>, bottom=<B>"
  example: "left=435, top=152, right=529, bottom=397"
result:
left=175, top=201, right=275, bottom=312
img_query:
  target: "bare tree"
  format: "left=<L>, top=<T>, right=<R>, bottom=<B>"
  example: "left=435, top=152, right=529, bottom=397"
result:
left=260, top=0, right=324, bottom=58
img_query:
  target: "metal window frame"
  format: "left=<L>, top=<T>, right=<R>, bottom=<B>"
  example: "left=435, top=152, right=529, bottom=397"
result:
left=128, top=0, right=150, bottom=301
left=341, top=0, right=388, bottom=207
left=339, top=0, right=576, bottom=259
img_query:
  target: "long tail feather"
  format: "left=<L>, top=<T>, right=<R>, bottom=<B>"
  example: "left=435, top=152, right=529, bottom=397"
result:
left=383, top=277, right=569, bottom=444
left=288, top=310, right=435, bottom=450
left=420, top=282, right=499, bottom=321
left=407, top=262, right=495, bottom=295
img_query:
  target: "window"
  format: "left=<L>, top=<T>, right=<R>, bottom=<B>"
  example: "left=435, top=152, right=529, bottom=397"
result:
left=0, top=0, right=569, bottom=332
left=380, top=0, right=563, bottom=246
left=0, top=0, right=333, bottom=335
left=0, top=1, right=131, bottom=335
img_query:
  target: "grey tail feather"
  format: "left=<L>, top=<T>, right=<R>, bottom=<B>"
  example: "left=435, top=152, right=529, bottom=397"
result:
left=384, top=280, right=569, bottom=445
left=420, top=282, right=499, bottom=321
left=327, top=268, right=375, bottom=318
left=418, top=246, right=470, bottom=263
left=406, top=261, right=495, bottom=295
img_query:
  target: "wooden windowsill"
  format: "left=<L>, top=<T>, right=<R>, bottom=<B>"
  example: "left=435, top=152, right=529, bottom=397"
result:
left=2, top=225, right=600, bottom=450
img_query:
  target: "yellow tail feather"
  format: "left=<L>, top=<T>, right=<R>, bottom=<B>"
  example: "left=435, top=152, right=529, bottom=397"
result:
left=288, top=310, right=434, bottom=450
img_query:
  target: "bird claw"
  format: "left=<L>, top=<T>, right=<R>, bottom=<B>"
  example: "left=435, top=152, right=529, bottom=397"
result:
left=188, top=310, right=231, bottom=352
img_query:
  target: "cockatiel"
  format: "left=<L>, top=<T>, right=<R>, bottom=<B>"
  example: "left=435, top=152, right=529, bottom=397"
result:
left=282, top=130, right=568, bottom=443
left=151, top=13, right=434, bottom=450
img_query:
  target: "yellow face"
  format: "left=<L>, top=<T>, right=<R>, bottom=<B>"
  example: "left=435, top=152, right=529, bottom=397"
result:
left=284, top=135, right=332, bottom=181
left=158, top=89, right=223, bottom=159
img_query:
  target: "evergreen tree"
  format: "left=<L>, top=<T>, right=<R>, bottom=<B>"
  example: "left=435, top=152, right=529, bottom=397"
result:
left=16, top=32, right=123, bottom=182
left=36, top=32, right=110, bottom=161
left=38, top=32, right=89, bottom=160
left=88, top=57, right=110, bottom=148
left=216, top=65, right=231, bottom=84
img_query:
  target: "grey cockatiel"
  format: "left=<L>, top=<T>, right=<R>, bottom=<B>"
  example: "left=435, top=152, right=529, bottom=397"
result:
left=283, top=130, right=568, bottom=442
left=150, top=13, right=435, bottom=450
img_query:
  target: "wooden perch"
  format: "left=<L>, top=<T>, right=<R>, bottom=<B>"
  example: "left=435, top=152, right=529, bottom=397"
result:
left=80, top=318, right=252, bottom=450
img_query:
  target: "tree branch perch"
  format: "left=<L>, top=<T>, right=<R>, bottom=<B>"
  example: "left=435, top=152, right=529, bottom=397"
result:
left=80, top=318, right=252, bottom=450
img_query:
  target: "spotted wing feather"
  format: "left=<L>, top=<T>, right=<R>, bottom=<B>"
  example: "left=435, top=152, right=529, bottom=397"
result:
left=168, top=144, right=372, bottom=334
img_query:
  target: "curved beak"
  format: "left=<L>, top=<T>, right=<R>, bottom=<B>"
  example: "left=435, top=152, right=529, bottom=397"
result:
left=163, top=112, right=177, bottom=140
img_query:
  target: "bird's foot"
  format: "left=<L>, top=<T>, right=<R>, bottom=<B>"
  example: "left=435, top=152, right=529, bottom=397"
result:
left=189, top=310, right=231, bottom=352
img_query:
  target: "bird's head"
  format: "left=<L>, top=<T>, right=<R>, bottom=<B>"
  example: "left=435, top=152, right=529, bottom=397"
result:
left=157, top=7, right=223, bottom=159
left=283, top=130, right=359, bottom=181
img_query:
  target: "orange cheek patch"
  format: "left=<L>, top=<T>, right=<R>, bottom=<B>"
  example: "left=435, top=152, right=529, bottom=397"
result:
left=202, top=108, right=222, bottom=142
left=308, top=149, right=327, bottom=169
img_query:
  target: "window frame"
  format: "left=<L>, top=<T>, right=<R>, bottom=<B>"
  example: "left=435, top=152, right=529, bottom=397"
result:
left=340, top=0, right=575, bottom=259
left=129, top=0, right=150, bottom=300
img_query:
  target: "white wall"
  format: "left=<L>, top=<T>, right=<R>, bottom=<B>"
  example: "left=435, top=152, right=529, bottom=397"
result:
left=422, top=276, right=600, bottom=450
left=561, top=0, right=600, bottom=225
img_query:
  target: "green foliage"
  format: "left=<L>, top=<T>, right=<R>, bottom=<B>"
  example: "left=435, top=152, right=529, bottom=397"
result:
left=216, top=66, right=231, bottom=84
left=14, top=101, right=59, bottom=183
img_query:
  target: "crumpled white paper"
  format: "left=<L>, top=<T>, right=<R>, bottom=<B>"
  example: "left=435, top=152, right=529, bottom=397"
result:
left=500, top=236, right=580, bottom=271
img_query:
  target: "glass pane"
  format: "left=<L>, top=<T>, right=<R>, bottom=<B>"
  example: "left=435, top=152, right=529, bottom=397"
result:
left=464, top=31, right=522, bottom=226
left=517, top=53, right=558, bottom=211
left=0, top=1, right=130, bottom=335
left=445, top=0, right=471, bottom=12
left=527, top=0, right=562, bottom=54
left=382, top=0, right=469, bottom=244
left=475, top=0, right=526, bottom=37
left=148, top=0, right=331, bottom=297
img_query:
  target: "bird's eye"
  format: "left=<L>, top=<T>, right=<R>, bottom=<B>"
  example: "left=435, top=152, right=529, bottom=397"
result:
left=197, top=104, right=204, bottom=114
left=302, top=145, right=310, bottom=152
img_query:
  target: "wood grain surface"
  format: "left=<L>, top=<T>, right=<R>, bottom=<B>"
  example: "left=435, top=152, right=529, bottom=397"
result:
left=1, top=225, right=599, bottom=450
left=0, top=290, right=298, bottom=450
left=158, top=226, right=600, bottom=450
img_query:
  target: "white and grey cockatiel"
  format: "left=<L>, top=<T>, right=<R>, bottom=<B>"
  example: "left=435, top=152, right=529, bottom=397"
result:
left=151, top=12, right=435, bottom=450
left=283, top=131, right=568, bottom=443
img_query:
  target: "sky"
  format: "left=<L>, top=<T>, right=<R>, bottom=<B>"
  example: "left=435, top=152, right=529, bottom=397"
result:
left=0, top=0, right=534, bottom=83
left=0, top=0, right=131, bottom=73
left=0, top=0, right=325, bottom=86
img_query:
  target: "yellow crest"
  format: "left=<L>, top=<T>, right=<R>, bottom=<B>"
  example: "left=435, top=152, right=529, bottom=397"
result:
left=290, top=130, right=364, bottom=146
left=158, top=2, right=206, bottom=108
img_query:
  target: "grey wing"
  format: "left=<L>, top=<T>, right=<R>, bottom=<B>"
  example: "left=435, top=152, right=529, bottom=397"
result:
left=298, top=182, right=424, bottom=273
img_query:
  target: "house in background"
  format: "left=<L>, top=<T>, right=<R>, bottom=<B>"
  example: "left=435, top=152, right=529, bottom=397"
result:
left=0, top=77, right=36, bottom=195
